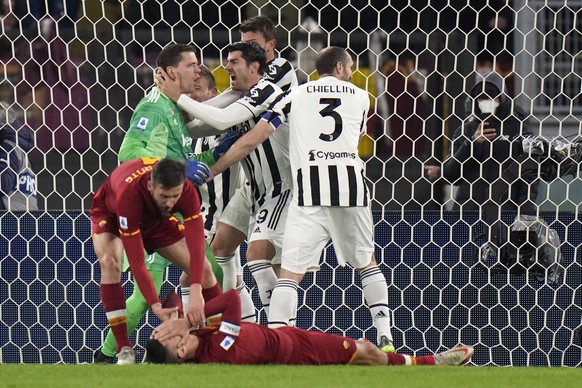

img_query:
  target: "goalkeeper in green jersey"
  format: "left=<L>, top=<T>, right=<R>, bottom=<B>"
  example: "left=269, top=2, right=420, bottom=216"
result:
left=95, top=44, right=239, bottom=363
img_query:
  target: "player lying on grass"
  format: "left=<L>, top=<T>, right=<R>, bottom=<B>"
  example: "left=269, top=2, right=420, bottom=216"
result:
left=146, top=290, right=473, bottom=366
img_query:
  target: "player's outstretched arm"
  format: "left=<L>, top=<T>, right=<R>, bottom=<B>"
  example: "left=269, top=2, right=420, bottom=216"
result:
left=209, top=120, right=273, bottom=179
left=156, top=68, right=254, bottom=134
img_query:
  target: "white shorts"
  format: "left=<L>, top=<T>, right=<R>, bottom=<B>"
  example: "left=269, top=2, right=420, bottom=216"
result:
left=281, top=201, right=374, bottom=274
left=218, top=184, right=254, bottom=236
left=248, top=189, right=292, bottom=264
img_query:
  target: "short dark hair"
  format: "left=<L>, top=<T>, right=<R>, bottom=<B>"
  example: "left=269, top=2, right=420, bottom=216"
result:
left=239, top=15, right=277, bottom=41
left=151, top=158, right=186, bottom=189
left=198, top=66, right=217, bottom=90
left=227, top=41, right=267, bottom=74
left=156, top=43, right=197, bottom=69
left=145, top=339, right=174, bottom=364
left=315, top=46, right=350, bottom=75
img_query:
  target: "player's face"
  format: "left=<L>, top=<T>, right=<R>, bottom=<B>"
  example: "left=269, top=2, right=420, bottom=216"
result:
left=148, top=182, right=184, bottom=217
left=339, top=55, right=354, bottom=81
left=189, top=76, right=217, bottom=103
left=160, top=333, right=200, bottom=363
left=174, top=52, right=201, bottom=94
left=241, top=31, right=275, bottom=60
left=225, top=50, right=259, bottom=92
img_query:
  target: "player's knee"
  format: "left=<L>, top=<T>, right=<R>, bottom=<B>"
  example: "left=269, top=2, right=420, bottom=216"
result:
left=210, top=238, right=234, bottom=257
left=98, top=254, right=121, bottom=276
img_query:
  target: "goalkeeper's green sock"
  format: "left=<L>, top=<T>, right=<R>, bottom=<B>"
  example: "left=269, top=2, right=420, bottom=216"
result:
left=101, top=269, right=165, bottom=357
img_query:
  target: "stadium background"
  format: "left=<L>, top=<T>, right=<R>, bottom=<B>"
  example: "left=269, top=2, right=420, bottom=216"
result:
left=0, top=1, right=580, bottom=366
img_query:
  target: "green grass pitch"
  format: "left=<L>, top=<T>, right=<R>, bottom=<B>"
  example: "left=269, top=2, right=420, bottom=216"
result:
left=1, top=364, right=581, bottom=388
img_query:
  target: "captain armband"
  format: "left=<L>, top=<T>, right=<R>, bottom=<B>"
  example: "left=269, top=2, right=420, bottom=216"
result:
left=261, top=111, right=283, bottom=128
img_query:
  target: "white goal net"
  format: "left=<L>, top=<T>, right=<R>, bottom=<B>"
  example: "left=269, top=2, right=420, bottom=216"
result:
left=0, top=0, right=581, bottom=366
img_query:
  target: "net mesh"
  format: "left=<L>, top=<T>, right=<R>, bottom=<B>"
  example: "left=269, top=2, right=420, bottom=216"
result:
left=0, top=0, right=580, bottom=365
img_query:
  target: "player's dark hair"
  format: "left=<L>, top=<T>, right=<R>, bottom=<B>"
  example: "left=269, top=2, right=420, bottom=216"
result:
left=156, top=43, right=197, bottom=69
left=151, top=158, right=186, bottom=189
left=239, top=15, right=277, bottom=41
left=315, top=46, right=350, bottom=75
left=145, top=339, right=176, bottom=364
left=227, top=41, right=267, bottom=74
left=198, top=66, right=217, bottom=90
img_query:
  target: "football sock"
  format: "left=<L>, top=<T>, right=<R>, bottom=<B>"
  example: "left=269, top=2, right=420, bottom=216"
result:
left=215, top=254, right=237, bottom=290
left=101, top=270, right=164, bottom=357
left=237, top=281, right=257, bottom=322
left=247, top=259, right=277, bottom=316
left=181, top=286, right=190, bottom=315
left=100, top=283, right=131, bottom=352
left=386, top=353, right=435, bottom=366
left=360, top=266, right=393, bottom=343
left=202, top=282, right=222, bottom=302
left=267, top=279, right=298, bottom=328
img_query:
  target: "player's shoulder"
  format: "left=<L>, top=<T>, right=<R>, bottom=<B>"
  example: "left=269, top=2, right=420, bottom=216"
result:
left=255, top=78, right=283, bottom=93
left=264, top=57, right=298, bottom=89
left=267, top=57, right=295, bottom=72
left=135, top=87, right=172, bottom=111
left=242, top=79, right=284, bottom=103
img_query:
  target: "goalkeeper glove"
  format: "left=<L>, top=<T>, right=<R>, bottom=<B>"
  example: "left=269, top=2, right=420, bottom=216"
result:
left=212, top=130, right=242, bottom=160
left=186, top=160, right=210, bottom=185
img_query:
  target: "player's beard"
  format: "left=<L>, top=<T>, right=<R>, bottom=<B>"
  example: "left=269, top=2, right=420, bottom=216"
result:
left=154, top=200, right=173, bottom=217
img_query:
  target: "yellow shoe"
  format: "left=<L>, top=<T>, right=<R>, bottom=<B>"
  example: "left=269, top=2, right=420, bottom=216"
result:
left=378, top=336, right=395, bottom=353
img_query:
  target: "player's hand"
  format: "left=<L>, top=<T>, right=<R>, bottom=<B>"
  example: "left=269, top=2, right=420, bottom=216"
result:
left=473, top=122, right=496, bottom=143
left=212, top=130, right=242, bottom=160
left=151, top=302, right=179, bottom=322
left=187, top=284, right=206, bottom=328
left=150, top=318, right=191, bottom=346
left=186, top=160, right=210, bottom=186
left=155, top=67, right=182, bottom=102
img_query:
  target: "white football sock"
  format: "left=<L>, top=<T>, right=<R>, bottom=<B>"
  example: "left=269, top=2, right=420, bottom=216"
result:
left=180, top=286, right=190, bottom=315
left=215, top=254, right=237, bottom=290
left=267, top=278, right=298, bottom=328
left=247, top=259, right=277, bottom=316
left=237, top=281, right=256, bottom=323
left=360, top=266, right=393, bottom=343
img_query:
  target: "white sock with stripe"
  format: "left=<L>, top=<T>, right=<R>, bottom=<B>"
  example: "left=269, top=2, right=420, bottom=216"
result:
left=267, top=278, right=298, bottom=328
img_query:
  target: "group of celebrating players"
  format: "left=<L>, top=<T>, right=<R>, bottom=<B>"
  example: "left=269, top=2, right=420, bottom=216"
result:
left=90, top=15, right=474, bottom=367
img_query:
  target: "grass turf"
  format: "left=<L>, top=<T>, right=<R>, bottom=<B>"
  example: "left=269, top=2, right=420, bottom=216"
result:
left=0, top=364, right=581, bottom=388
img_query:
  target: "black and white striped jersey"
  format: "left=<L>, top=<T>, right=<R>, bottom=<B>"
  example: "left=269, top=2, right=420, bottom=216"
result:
left=265, top=76, right=370, bottom=207
left=193, top=136, right=244, bottom=234
left=231, top=79, right=292, bottom=206
left=194, top=59, right=297, bottom=230
left=263, top=57, right=298, bottom=92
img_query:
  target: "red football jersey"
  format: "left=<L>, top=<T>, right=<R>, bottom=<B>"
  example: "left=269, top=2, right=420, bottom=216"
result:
left=191, top=290, right=357, bottom=365
left=91, top=158, right=205, bottom=306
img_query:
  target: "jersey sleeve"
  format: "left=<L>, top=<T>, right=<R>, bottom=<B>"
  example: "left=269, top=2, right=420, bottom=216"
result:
left=119, top=105, right=169, bottom=162
left=178, top=96, right=254, bottom=131
left=260, top=90, right=292, bottom=131
left=204, top=290, right=241, bottom=337
left=116, top=192, right=160, bottom=306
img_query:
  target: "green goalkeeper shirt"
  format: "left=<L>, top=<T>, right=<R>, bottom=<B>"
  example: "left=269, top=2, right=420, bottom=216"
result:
left=118, top=86, right=215, bottom=165
left=117, top=86, right=216, bottom=272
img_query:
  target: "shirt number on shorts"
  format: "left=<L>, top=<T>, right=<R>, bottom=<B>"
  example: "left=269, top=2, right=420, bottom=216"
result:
left=256, top=209, right=268, bottom=224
